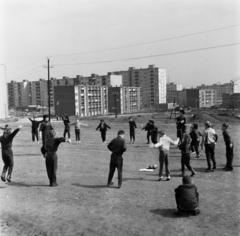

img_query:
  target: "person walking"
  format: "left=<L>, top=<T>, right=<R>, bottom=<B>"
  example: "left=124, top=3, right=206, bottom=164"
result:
left=70, top=118, right=88, bottom=143
left=179, top=125, right=196, bottom=177
left=107, top=130, right=127, bottom=189
left=176, top=110, right=186, bottom=142
left=201, top=121, right=218, bottom=172
left=39, top=115, right=54, bottom=157
left=28, top=116, right=43, bottom=144
left=45, top=130, right=71, bottom=187
left=149, top=130, right=179, bottom=181
left=62, top=113, right=71, bottom=139
left=96, top=119, right=111, bottom=143
left=221, top=123, right=234, bottom=171
left=0, top=125, right=22, bottom=182
left=129, top=117, right=137, bottom=144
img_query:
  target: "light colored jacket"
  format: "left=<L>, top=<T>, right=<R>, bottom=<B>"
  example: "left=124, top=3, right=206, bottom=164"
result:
left=154, top=135, right=179, bottom=151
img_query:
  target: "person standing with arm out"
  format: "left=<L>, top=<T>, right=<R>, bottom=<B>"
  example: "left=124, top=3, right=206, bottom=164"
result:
left=39, top=115, right=54, bottom=157
left=96, top=119, right=111, bottom=143
left=62, top=113, right=71, bottom=139
left=107, top=130, right=127, bottom=189
left=150, top=130, right=179, bottom=181
left=45, top=130, right=71, bottom=187
left=70, top=118, right=88, bottom=143
left=0, top=125, right=22, bottom=182
left=28, top=116, right=43, bottom=144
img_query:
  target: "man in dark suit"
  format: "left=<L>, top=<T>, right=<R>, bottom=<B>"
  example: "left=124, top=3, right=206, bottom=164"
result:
left=107, top=130, right=127, bottom=189
left=96, top=119, right=111, bottom=143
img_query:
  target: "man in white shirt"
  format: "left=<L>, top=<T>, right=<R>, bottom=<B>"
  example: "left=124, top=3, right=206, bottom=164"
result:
left=150, top=130, right=179, bottom=181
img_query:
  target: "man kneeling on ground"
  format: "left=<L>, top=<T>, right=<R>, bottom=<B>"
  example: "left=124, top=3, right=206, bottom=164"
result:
left=175, top=175, right=200, bottom=216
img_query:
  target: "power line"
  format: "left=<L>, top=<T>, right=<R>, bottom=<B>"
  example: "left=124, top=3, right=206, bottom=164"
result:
left=52, top=42, right=240, bottom=67
left=8, top=67, right=45, bottom=80
left=50, top=24, right=240, bottom=58
left=6, top=58, right=46, bottom=73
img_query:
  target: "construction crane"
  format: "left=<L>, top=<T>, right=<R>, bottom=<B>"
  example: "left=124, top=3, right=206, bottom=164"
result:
left=229, top=76, right=240, bottom=112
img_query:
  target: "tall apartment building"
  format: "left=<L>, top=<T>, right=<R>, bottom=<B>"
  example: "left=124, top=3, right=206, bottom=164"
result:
left=197, top=83, right=232, bottom=105
left=111, top=65, right=167, bottom=108
left=54, top=85, right=142, bottom=117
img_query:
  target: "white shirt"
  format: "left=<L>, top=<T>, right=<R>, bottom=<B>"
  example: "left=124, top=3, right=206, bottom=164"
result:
left=154, top=135, right=179, bottom=151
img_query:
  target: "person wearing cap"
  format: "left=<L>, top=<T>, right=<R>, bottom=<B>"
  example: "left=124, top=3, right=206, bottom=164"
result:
left=107, top=130, right=127, bottom=189
left=221, top=123, right=234, bottom=171
left=149, top=130, right=179, bottom=181
left=45, top=130, right=71, bottom=187
left=28, top=116, right=43, bottom=144
left=39, top=115, right=54, bottom=157
left=96, top=119, right=111, bottom=143
left=129, top=117, right=137, bottom=144
left=0, top=125, right=22, bottom=182
left=179, top=125, right=196, bottom=177
left=176, top=110, right=186, bottom=142
left=62, top=113, right=71, bottom=139
left=142, top=119, right=156, bottom=144
left=201, top=121, right=218, bottom=172
left=175, top=175, right=200, bottom=216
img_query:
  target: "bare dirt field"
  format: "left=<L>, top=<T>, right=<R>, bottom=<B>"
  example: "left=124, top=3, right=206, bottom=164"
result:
left=0, top=117, right=239, bottom=236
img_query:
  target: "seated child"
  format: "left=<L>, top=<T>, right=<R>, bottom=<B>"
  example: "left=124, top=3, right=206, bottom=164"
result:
left=175, top=175, right=200, bottom=216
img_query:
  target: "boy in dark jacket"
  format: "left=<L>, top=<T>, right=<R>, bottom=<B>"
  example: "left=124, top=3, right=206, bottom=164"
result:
left=175, top=175, right=200, bottom=216
left=96, top=119, right=111, bottom=143
left=179, top=125, right=196, bottom=177
left=28, top=116, right=43, bottom=144
left=176, top=110, right=186, bottom=142
left=107, top=130, right=127, bottom=189
left=62, top=113, right=71, bottom=139
left=221, top=123, right=234, bottom=171
left=45, top=130, right=71, bottom=187
left=142, top=119, right=156, bottom=144
left=190, top=123, right=202, bottom=158
left=0, top=125, right=22, bottom=182
left=129, top=117, right=137, bottom=144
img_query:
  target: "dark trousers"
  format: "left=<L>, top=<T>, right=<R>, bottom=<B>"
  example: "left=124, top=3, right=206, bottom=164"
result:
left=146, top=131, right=151, bottom=143
left=75, top=129, right=80, bottom=141
left=225, top=143, right=234, bottom=169
left=101, top=131, right=106, bottom=142
left=205, top=144, right=216, bottom=169
left=175, top=193, right=199, bottom=214
left=130, top=129, right=135, bottom=142
left=63, top=128, right=70, bottom=139
left=177, top=129, right=183, bottom=142
left=1, top=150, right=14, bottom=180
left=191, top=141, right=200, bottom=155
left=31, top=129, right=39, bottom=142
left=45, top=152, right=58, bottom=185
left=159, top=150, right=170, bottom=177
left=107, top=153, right=123, bottom=187
left=181, top=153, right=194, bottom=174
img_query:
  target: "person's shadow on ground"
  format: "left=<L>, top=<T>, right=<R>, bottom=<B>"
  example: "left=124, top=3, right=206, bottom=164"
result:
left=150, top=208, right=179, bottom=218
left=72, top=183, right=108, bottom=188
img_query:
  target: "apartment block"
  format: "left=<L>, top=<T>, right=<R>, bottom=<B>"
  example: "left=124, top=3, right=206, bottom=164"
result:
left=54, top=85, right=142, bottom=117
left=199, top=89, right=217, bottom=108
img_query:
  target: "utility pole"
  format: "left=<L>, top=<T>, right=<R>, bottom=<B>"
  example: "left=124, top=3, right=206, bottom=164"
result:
left=48, top=58, right=51, bottom=121
left=170, top=96, right=176, bottom=119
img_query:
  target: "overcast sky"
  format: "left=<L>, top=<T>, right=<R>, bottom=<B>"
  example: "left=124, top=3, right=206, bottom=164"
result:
left=0, top=0, right=240, bottom=90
